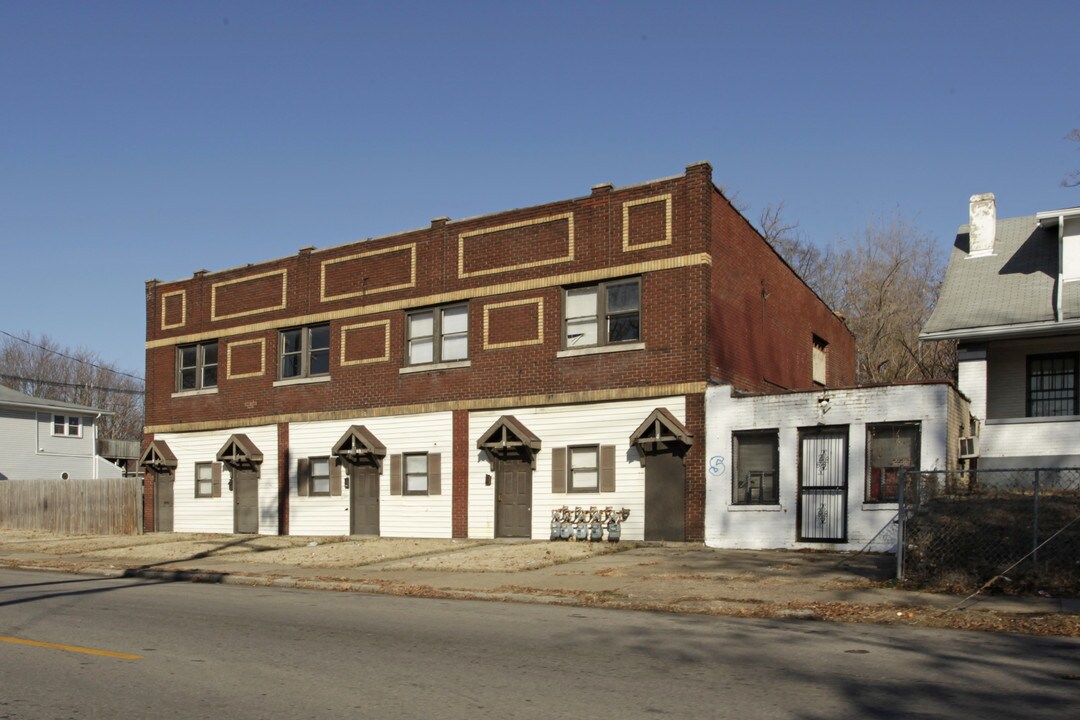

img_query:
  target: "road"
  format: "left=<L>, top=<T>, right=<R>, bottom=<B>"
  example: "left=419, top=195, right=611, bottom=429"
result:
left=0, top=568, right=1076, bottom=719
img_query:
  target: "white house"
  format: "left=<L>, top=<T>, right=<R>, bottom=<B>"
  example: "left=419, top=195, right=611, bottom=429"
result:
left=921, top=195, right=1080, bottom=469
left=0, top=384, right=123, bottom=480
left=705, top=382, right=969, bottom=552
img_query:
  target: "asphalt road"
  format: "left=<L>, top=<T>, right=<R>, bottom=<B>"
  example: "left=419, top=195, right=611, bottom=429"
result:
left=1, top=569, right=1077, bottom=720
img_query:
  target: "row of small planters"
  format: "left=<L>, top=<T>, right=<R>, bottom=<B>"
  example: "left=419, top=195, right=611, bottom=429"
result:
left=550, top=506, right=631, bottom=542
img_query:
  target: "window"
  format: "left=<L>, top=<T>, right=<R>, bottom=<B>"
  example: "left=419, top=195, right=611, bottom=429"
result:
left=1027, top=353, right=1078, bottom=417
left=310, top=457, right=331, bottom=496
left=732, top=431, right=779, bottom=504
left=177, top=341, right=218, bottom=391
left=404, top=453, right=429, bottom=494
left=280, top=324, right=330, bottom=379
left=563, top=278, right=640, bottom=348
left=812, top=335, right=828, bottom=386
left=195, top=462, right=215, bottom=498
left=407, top=304, right=468, bottom=365
left=568, top=446, right=599, bottom=492
left=867, top=423, right=919, bottom=503
left=52, top=415, right=81, bottom=437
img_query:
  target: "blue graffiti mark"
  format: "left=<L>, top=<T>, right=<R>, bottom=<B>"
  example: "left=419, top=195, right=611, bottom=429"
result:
left=708, top=456, right=725, bottom=476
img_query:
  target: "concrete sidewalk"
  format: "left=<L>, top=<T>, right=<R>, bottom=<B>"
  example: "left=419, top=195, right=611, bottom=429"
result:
left=0, top=531, right=1076, bottom=635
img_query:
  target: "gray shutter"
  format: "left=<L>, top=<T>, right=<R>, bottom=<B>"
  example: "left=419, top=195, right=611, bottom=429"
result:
left=297, top=457, right=310, bottom=496
left=212, top=462, right=223, bottom=497
left=390, top=454, right=402, bottom=495
left=427, top=453, right=441, bottom=496
left=330, top=457, right=343, bottom=496
left=600, top=445, right=616, bottom=492
left=551, top=447, right=566, bottom=493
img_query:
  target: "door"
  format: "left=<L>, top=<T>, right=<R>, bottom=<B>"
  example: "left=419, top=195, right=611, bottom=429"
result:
left=154, top=470, right=174, bottom=533
left=349, top=464, right=380, bottom=536
left=798, top=428, right=848, bottom=542
left=644, top=454, right=685, bottom=541
left=495, top=456, right=531, bottom=538
left=233, top=468, right=260, bottom=534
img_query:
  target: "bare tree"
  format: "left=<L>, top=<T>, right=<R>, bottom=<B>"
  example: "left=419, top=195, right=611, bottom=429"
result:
left=0, top=332, right=144, bottom=440
left=758, top=202, right=840, bottom=307
left=830, top=215, right=956, bottom=383
left=1064, top=128, right=1080, bottom=188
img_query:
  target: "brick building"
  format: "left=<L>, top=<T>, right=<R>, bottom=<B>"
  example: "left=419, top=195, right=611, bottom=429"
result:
left=140, top=162, right=854, bottom=541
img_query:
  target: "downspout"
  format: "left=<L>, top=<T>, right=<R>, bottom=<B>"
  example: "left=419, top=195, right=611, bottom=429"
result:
left=1056, top=215, right=1065, bottom=322
left=93, top=413, right=102, bottom=479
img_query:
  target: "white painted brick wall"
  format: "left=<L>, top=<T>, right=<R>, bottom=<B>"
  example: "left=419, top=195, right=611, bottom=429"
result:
left=705, top=384, right=951, bottom=552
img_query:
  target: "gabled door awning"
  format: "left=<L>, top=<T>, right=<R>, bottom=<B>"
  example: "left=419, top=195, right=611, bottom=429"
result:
left=216, top=434, right=263, bottom=468
left=477, top=415, right=542, bottom=468
left=139, top=440, right=178, bottom=471
left=629, top=408, right=693, bottom=462
left=332, top=425, right=387, bottom=468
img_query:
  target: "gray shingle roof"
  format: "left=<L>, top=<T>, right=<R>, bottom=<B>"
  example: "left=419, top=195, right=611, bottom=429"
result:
left=0, top=384, right=110, bottom=415
left=922, top=215, right=1059, bottom=336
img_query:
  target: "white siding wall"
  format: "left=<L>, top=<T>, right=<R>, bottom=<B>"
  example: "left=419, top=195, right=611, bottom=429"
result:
left=468, top=396, right=686, bottom=541
left=986, top=336, right=1080, bottom=420
left=957, top=356, right=987, bottom=422
left=705, top=384, right=950, bottom=552
left=156, top=425, right=279, bottom=534
left=289, top=413, right=453, bottom=538
left=0, top=409, right=99, bottom=480
left=981, top=419, right=1080, bottom=460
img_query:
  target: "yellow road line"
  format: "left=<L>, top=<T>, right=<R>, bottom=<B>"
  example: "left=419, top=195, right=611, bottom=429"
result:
left=0, top=636, right=141, bottom=660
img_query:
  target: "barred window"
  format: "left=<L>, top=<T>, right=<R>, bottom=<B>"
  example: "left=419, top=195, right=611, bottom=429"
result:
left=1027, top=353, right=1078, bottom=417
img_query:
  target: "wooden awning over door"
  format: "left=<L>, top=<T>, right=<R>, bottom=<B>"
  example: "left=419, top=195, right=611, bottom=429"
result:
left=139, top=440, right=178, bottom=471
left=477, top=415, right=542, bottom=468
left=629, top=408, right=693, bottom=463
left=331, top=425, right=387, bottom=470
left=216, top=434, right=263, bottom=469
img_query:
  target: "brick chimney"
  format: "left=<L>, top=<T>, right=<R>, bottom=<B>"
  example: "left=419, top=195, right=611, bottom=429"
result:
left=968, top=193, right=996, bottom=257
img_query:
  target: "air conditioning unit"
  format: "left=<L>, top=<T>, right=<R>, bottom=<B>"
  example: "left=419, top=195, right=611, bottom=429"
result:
left=959, top=436, right=980, bottom=459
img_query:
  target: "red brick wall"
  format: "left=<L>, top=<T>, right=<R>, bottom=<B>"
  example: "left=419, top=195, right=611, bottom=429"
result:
left=145, top=171, right=711, bottom=428
left=452, top=409, right=468, bottom=538
left=683, top=392, right=706, bottom=542
left=707, top=187, right=856, bottom=391
left=277, top=422, right=289, bottom=535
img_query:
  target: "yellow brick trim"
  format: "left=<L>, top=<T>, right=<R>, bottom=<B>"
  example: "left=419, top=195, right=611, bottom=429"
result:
left=340, top=320, right=391, bottom=366
left=146, top=252, right=711, bottom=350
left=160, top=290, right=187, bottom=330
left=482, top=297, right=545, bottom=350
left=211, top=269, right=288, bottom=322
left=145, top=382, right=708, bottom=433
left=320, top=243, right=417, bottom=303
left=226, top=338, right=266, bottom=379
left=458, top=212, right=574, bottom=279
left=622, top=193, right=672, bottom=251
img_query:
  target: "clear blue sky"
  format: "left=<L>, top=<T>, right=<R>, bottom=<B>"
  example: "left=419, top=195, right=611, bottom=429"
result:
left=2, top=0, right=1078, bottom=377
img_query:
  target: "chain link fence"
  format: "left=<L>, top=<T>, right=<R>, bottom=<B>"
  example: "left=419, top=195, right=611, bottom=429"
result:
left=897, top=467, right=1080, bottom=595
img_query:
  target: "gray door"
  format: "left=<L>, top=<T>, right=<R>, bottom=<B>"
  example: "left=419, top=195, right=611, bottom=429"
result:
left=495, top=457, right=531, bottom=538
left=155, top=470, right=174, bottom=533
left=233, top=468, right=260, bottom=534
left=349, top=464, right=380, bottom=536
left=798, top=429, right=847, bottom=542
left=644, top=454, right=685, bottom=541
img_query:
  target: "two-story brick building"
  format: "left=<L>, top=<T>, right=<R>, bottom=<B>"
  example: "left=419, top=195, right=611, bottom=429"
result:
left=140, top=162, right=855, bottom=541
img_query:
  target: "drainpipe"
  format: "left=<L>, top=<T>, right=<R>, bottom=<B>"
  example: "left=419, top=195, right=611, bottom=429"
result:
left=93, top=413, right=102, bottom=479
left=1055, top=215, right=1064, bottom=322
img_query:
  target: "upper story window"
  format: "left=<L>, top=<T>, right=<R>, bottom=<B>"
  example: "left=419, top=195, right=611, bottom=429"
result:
left=52, top=415, right=81, bottom=438
left=1027, top=352, right=1078, bottom=417
left=867, top=422, right=920, bottom=503
left=812, top=335, right=828, bottom=386
left=732, top=430, right=779, bottom=505
left=407, top=304, right=468, bottom=365
left=177, top=341, right=218, bottom=391
left=280, top=324, right=330, bottom=380
left=563, top=278, right=640, bottom=348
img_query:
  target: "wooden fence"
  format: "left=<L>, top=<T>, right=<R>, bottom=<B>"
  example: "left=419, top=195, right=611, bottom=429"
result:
left=0, top=477, right=143, bottom=534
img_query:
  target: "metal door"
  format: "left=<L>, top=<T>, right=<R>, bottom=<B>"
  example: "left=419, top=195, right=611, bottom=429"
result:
left=644, top=454, right=685, bottom=541
left=233, top=468, right=260, bottom=534
left=798, top=428, right=848, bottom=542
left=154, top=470, right=174, bottom=533
left=349, top=464, right=380, bottom=536
left=495, top=457, right=532, bottom=538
